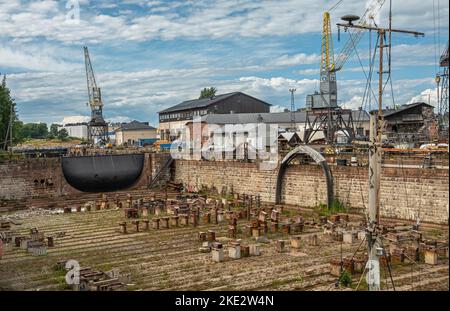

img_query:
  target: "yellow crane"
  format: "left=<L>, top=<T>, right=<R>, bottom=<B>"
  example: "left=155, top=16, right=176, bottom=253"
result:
left=307, top=0, right=386, bottom=110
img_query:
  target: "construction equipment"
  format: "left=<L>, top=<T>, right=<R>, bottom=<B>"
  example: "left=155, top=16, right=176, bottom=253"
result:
left=84, top=47, right=108, bottom=145
left=306, top=10, right=338, bottom=109
left=436, top=42, right=449, bottom=135
left=304, top=0, right=386, bottom=145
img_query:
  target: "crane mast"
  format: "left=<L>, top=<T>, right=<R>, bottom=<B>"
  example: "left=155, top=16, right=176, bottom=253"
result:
left=84, top=46, right=108, bottom=145
left=307, top=11, right=338, bottom=109
left=304, top=0, right=386, bottom=145
left=436, top=42, right=449, bottom=135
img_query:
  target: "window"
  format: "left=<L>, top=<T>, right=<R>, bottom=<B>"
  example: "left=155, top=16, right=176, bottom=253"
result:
left=356, top=127, right=364, bottom=136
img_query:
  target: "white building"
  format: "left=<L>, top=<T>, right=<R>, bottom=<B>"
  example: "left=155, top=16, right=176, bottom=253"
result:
left=60, top=116, right=90, bottom=139
left=61, top=123, right=88, bottom=139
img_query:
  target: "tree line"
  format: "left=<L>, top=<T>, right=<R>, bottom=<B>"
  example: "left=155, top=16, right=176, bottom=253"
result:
left=1, top=75, right=70, bottom=150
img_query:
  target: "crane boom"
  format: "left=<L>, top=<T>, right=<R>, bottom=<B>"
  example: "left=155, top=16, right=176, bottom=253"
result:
left=83, top=46, right=108, bottom=145
left=84, top=46, right=103, bottom=112
left=332, top=0, right=386, bottom=72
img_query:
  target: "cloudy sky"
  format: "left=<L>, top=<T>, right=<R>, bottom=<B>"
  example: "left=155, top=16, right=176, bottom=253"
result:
left=0, top=0, right=448, bottom=126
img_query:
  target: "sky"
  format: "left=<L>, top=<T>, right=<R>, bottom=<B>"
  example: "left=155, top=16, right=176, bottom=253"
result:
left=0, top=0, right=448, bottom=127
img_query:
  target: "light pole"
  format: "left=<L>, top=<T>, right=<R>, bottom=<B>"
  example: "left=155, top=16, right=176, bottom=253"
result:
left=289, top=88, right=297, bottom=131
left=337, top=13, right=424, bottom=291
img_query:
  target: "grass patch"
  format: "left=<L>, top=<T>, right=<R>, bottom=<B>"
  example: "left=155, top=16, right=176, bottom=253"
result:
left=271, top=277, right=303, bottom=288
left=96, top=263, right=113, bottom=272
left=52, top=266, right=71, bottom=290
left=426, top=229, right=443, bottom=237
left=339, top=270, right=352, bottom=287
left=314, top=199, right=347, bottom=216
left=281, top=209, right=297, bottom=217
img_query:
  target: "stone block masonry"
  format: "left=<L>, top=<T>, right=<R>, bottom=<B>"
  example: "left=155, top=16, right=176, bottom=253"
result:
left=173, top=160, right=449, bottom=225
left=1, top=154, right=447, bottom=225
left=0, top=158, right=76, bottom=201
left=0, top=153, right=170, bottom=204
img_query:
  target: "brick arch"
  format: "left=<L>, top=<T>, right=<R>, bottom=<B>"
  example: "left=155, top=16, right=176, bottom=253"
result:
left=275, top=145, right=333, bottom=209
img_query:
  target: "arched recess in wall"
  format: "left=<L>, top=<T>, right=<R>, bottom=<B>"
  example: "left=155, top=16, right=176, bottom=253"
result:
left=275, top=145, right=333, bottom=209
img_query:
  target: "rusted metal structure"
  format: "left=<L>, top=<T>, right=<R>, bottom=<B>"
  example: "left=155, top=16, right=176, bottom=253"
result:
left=275, top=145, right=333, bottom=209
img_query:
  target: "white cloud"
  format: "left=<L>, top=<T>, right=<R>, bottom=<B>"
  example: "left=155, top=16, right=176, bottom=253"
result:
left=406, top=88, right=438, bottom=108
left=270, top=53, right=320, bottom=67
left=0, top=0, right=446, bottom=43
left=0, top=45, right=78, bottom=72
left=28, top=0, right=59, bottom=13
left=239, top=76, right=317, bottom=93
left=294, top=68, right=320, bottom=75
left=270, top=105, right=287, bottom=112
left=106, top=116, right=132, bottom=123
left=342, top=95, right=364, bottom=110
left=61, top=115, right=90, bottom=125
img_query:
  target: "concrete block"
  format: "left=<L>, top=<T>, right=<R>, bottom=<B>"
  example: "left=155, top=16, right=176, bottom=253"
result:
left=424, top=250, right=438, bottom=265
left=343, top=232, right=356, bottom=244
left=240, top=245, right=250, bottom=257
left=217, top=213, right=224, bottom=223
left=276, top=240, right=285, bottom=253
left=330, top=259, right=341, bottom=277
left=211, top=248, right=224, bottom=262
left=249, top=244, right=261, bottom=256
left=290, top=236, right=301, bottom=249
left=228, top=244, right=241, bottom=259
left=357, top=231, right=366, bottom=241
left=308, top=234, right=319, bottom=246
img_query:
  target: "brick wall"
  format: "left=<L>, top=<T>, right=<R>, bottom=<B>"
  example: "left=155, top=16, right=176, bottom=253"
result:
left=0, top=158, right=78, bottom=201
left=1, top=155, right=447, bottom=225
left=173, top=160, right=449, bottom=225
left=0, top=153, right=170, bottom=202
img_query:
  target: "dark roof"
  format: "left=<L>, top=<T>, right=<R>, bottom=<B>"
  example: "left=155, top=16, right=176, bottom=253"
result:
left=158, top=92, right=271, bottom=114
left=440, top=43, right=448, bottom=67
left=352, top=109, right=371, bottom=123
left=117, top=120, right=156, bottom=131
left=196, top=110, right=370, bottom=124
left=64, top=123, right=88, bottom=126
left=372, top=102, right=434, bottom=118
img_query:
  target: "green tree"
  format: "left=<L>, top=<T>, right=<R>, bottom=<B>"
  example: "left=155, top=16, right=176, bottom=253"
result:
left=21, top=123, right=49, bottom=139
left=57, top=128, right=69, bottom=141
left=199, top=87, right=217, bottom=99
left=0, top=75, right=21, bottom=149
left=48, top=123, right=59, bottom=139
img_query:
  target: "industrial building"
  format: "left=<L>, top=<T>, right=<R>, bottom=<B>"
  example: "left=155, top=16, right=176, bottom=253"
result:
left=375, top=102, right=438, bottom=148
left=59, top=123, right=88, bottom=140
left=158, top=92, right=271, bottom=141
left=184, top=109, right=370, bottom=145
left=114, top=120, right=157, bottom=146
